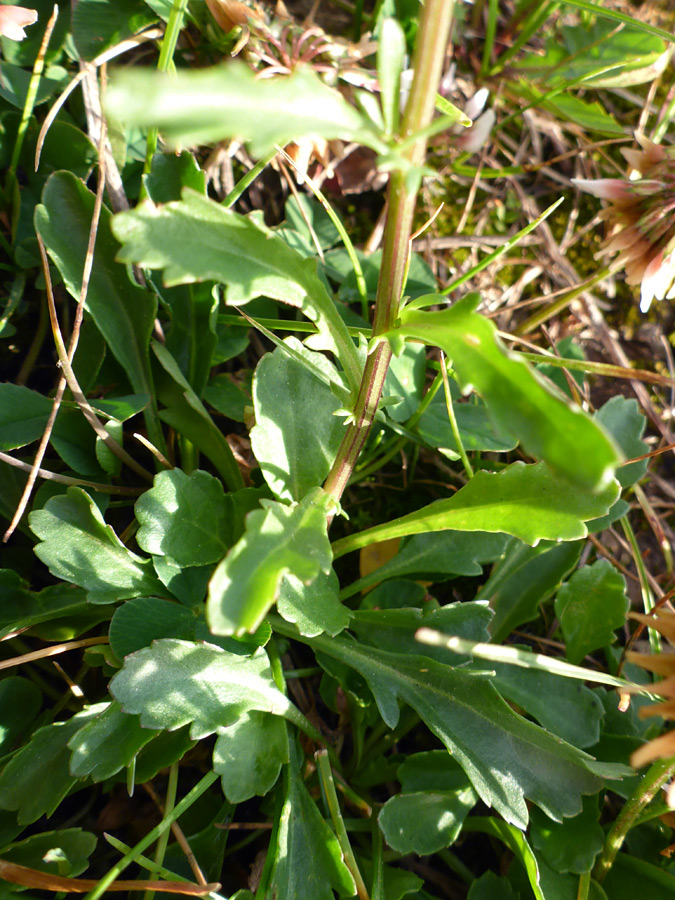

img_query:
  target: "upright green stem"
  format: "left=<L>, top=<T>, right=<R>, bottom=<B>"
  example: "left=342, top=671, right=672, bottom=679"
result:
left=7, top=6, right=59, bottom=199
left=316, top=750, right=370, bottom=900
left=142, top=0, right=188, bottom=178
left=621, top=515, right=660, bottom=654
left=440, top=353, right=473, bottom=479
left=593, top=756, right=675, bottom=882
left=142, top=763, right=179, bottom=900
left=576, top=870, right=590, bottom=900
left=323, top=0, right=455, bottom=503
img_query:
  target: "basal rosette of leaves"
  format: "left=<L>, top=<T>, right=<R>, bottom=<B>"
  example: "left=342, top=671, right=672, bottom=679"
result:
left=0, top=0, right=671, bottom=898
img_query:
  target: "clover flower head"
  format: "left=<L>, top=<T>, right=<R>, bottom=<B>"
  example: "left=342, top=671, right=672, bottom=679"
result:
left=573, top=134, right=675, bottom=313
left=0, top=5, right=38, bottom=41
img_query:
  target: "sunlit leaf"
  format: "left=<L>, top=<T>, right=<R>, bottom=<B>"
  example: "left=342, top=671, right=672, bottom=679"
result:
left=391, top=295, right=620, bottom=489
left=332, top=462, right=620, bottom=559
left=112, top=190, right=361, bottom=390
left=110, top=639, right=296, bottom=739
left=379, top=789, right=476, bottom=855
left=68, top=702, right=159, bottom=781
left=251, top=339, right=344, bottom=502
left=29, top=488, right=162, bottom=604
left=106, top=63, right=381, bottom=155
left=378, top=753, right=477, bottom=854
left=555, top=560, right=630, bottom=664
left=207, top=489, right=333, bottom=636
left=278, top=569, right=350, bottom=638
left=213, top=711, right=288, bottom=803
left=135, top=469, right=233, bottom=566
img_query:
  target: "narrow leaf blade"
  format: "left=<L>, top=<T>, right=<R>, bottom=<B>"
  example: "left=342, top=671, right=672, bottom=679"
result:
left=332, top=461, right=620, bottom=558
left=392, top=297, right=620, bottom=490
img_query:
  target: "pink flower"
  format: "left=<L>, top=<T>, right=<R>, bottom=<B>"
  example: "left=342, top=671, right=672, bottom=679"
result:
left=0, top=5, right=37, bottom=41
left=573, top=134, right=675, bottom=312
left=570, top=178, right=632, bottom=202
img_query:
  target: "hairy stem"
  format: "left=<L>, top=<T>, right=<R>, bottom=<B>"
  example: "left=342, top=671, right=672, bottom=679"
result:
left=593, top=756, right=675, bottom=882
left=323, top=0, right=454, bottom=503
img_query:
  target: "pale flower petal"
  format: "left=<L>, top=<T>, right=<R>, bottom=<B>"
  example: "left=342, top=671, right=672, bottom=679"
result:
left=571, top=178, right=631, bottom=201
left=438, top=62, right=455, bottom=98
left=634, top=131, right=667, bottom=165
left=621, top=148, right=647, bottom=172
left=639, top=251, right=670, bottom=312
left=463, top=87, right=489, bottom=122
left=398, top=67, right=413, bottom=113
left=631, top=730, right=675, bottom=768
left=0, top=5, right=38, bottom=41
left=455, top=108, right=494, bottom=153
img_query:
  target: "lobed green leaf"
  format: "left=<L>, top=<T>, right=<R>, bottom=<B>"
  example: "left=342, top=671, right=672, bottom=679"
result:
left=555, top=560, right=630, bottom=664
left=29, top=488, right=162, bottom=604
left=207, top=488, right=334, bottom=636
left=135, top=469, right=233, bottom=567
left=292, top=628, right=622, bottom=829
left=110, top=639, right=295, bottom=739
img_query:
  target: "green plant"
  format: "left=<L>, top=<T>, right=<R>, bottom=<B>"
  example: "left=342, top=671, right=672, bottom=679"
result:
left=1, top=0, right=675, bottom=898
